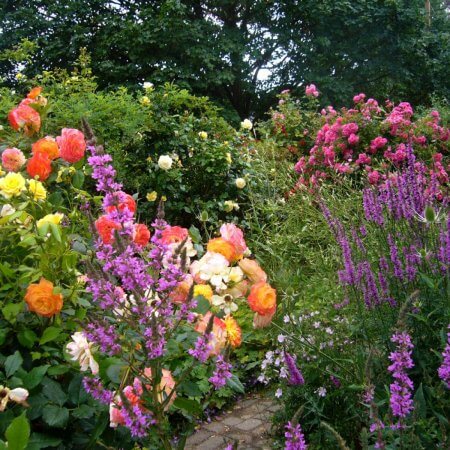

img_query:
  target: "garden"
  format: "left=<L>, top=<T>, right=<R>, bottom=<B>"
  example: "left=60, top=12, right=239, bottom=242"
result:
left=0, top=2, right=449, bottom=449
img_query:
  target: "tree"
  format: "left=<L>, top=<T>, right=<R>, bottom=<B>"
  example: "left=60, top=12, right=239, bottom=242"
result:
left=1, top=0, right=448, bottom=119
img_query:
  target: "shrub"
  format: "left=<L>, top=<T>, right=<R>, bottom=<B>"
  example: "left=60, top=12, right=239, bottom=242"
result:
left=0, top=88, right=112, bottom=448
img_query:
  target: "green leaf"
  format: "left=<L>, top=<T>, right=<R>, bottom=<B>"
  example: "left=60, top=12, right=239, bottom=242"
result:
left=72, top=170, right=85, bottom=189
left=5, top=351, right=23, bottom=378
left=414, top=383, right=427, bottom=419
left=49, top=223, right=62, bottom=243
left=172, top=397, right=202, bottom=415
left=42, top=378, right=67, bottom=406
left=193, top=296, right=210, bottom=315
left=0, top=262, right=15, bottom=278
left=5, top=413, right=30, bottom=450
left=68, top=374, right=89, bottom=405
left=39, top=326, right=61, bottom=344
left=106, top=364, right=123, bottom=384
left=37, top=222, right=49, bottom=237
left=2, top=303, right=23, bottom=323
left=47, top=365, right=70, bottom=376
left=180, top=381, right=202, bottom=397
left=17, top=329, right=37, bottom=348
left=226, top=374, right=245, bottom=394
left=22, top=365, right=49, bottom=390
left=188, top=225, right=202, bottom=244
left=42, top=405, right=69, bottom=428
left=72, top=404, right=94, bottom=419
left=28, top=433, right=62, bottom=449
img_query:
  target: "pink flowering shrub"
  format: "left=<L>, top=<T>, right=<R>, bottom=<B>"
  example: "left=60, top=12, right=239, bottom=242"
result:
left=259, top=89, right=449, bottom=195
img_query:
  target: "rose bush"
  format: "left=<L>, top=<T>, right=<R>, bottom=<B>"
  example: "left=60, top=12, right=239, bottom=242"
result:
left=0, top=88, right=111, bottom=449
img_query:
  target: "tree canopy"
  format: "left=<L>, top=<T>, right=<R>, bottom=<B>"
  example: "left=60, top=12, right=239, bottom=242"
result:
left=1, top=0, right=449, bottom=118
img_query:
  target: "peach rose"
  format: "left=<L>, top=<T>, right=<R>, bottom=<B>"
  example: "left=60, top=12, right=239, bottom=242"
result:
left=247, top=281, right=276, bottom=316
left=27, top=87, right=43, bottom=100
left=2, top=148, right=26, bottom=172
left=169, top=276, right=193, bottom=304
left=32, top=137, right=60, bottom=160
left=220, top=223, right=248, bottom=255
left=207, top=237, right=240, bottom=262
left=27, top=152, right=52, bottom=181
left=195, top=312, right=227, bottom=356
left=253, top=311, right=275, bottom=329
left=160, top=225, right=188, bottom=245
left=239, top=258, right=267, bottom=284
left=8, top=104, right=41, bottom=136
left=24, top=278, right=63, bottom=317
left=56, top=128, right=86, bottom=163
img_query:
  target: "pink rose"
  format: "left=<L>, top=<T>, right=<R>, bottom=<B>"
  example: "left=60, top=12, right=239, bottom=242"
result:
left=305, top=84, right=319, bottom=97
left=220, top=223, right=248, bottom=255
left=368, top=170, right=381, bottom=185
left=348, top=133, right=359, bottom=146
left=2, top=147, right=26, bottom=172
left=56, top=128, right=86, bottom=163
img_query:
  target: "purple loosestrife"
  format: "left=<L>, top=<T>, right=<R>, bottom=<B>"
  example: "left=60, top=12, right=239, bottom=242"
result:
left=284, top=351, right=305, bottom=385
left=388, top=331, right=414, bottom=427
left=209, top=355, right=232, bottom=389
left=82, top=377, right=114, bottom=405
left=438, top=326, right=450, bottom=388
left=438, top=213, right=450, bottom=272
left=284, top=422, right=307, bottom=450
left=189, top=333, right=213, bottom=363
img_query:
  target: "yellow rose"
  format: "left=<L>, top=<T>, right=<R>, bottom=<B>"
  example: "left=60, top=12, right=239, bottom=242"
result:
left=198, top=131, right=208, bottom=140
left=37, top=213, right=64, bottom=229
left=28, top=179, right=47, bottom=201
left=193, top=284, right=214, bottom=302
left=226, top=152, right=232, bottom=164
left=140, top=96, right=151, bottom=106
left=235, top=178, right=246, bottom=189
left=0, top=173, right=26, bottom=199
left=146, top=191, right=158, bottom=202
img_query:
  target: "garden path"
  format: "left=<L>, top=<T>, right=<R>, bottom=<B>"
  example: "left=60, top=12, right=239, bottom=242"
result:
left=185, top=391, right=278, bottom=449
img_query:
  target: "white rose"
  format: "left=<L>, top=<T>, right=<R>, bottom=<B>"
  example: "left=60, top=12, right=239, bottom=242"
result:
left=158, top=155, right=173, bottom=171
left=8, top=388, right=29, bottom=404
left=143, top=82, right=154, bottom=90
left=0, top=204, right=16, bottom=217
left=241, top=119, right=253, bottom=130
left=235, top=178, right=246, bottom=189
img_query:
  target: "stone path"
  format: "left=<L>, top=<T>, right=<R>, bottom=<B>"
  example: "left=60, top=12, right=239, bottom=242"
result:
left=185, top=392, right=278, bottom=449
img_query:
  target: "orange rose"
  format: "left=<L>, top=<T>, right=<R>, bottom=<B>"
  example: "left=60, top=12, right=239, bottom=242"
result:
left=27, top=87, right=43, bottom=100
left=95, top=215, right=121, bottom=244
left=224, top=315, right=242, bottom=348
left=27, top=152, right=52, bottom=181
left=160, top=225, right=188, bottom=245
left=32, top=137, right=60, bottom=160
left=239, top=258, right=267, bottom=284
left=56, top=128, right=86, bottom=163
left=24, top=278, right=63, bottom=317
left=105, top=192, right=137, bottom=214
left=8, top=104, right=41, bottom=136
left=207, top=237, right=240, bottom=262
left=247, top=281, right=276, bottom=316
left=133, top=223, right=151, bottom=246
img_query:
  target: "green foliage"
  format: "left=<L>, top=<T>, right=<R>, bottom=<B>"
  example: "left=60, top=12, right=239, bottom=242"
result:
left=1, top=1, right=448, bottom=118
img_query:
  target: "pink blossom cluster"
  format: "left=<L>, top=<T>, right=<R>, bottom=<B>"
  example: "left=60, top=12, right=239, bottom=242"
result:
left=289, top=91, right=449, bottom=194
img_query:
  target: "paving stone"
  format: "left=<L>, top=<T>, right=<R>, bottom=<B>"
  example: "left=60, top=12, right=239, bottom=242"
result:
left=222, top=416, right=242, bottom=426
left=185, top=429, right=213, bottom=446
left=235, top=418, right=263, bottom=431
left=204, top=421, right=228, bottom=433
left=196, top=435, right=227, bottom=450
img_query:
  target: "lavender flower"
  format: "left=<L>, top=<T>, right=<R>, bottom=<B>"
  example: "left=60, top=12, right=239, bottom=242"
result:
left=284, top=352, right=305, bottom=385
left=82, top=377, right=114, bottom=404
left=209, top=355, right=232, bottom=389
left=388, top=331, right=414, bottom=426
left=285, top=421, right=307, bottom=449
left=189, top=333, right=213, bottom=363
left=438, top=326, right=450, bottom=388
